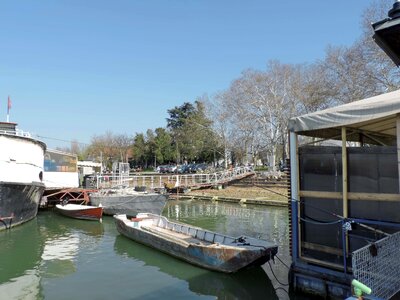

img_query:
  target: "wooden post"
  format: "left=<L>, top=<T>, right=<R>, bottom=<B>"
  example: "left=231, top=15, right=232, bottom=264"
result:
left=342, top=127, right=348, bottom=218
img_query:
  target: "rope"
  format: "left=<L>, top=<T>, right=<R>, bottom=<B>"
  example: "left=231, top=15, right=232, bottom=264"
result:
left=274, top=286, right=290, bottom=296
left=255, top=183, right=392, bottom=236
left=300, top=217, right=343, bottom=226
left=267, top=260, right=290, bottom=286
left=275, top=254, right=291, bottom=270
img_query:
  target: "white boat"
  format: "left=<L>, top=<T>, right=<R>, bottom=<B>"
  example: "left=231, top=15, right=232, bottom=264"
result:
left=55, top=203, right=103, bottom=221
left=0, top=122, right=46, bottom=230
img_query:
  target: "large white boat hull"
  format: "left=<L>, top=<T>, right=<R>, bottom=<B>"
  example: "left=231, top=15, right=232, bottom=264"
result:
left=0, top=130, right=46, bottom=230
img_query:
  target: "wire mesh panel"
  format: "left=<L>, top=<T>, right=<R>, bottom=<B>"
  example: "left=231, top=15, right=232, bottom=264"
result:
left=352, top=231, right=400, bottom=300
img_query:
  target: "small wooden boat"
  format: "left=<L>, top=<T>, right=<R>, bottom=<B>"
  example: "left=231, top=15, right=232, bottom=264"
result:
left=114, top=213, right=278, bottom=273
left=55, top=204, right=103, bottom=221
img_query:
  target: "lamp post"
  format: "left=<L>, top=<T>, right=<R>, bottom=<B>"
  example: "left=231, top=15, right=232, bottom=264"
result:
left=372, top=0, right=400, bottom=66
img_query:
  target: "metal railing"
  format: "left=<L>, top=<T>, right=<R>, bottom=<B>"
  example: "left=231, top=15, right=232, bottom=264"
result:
left=95, top=166, right=254, bottom=190
left=0, top=129, right=31, bottom=137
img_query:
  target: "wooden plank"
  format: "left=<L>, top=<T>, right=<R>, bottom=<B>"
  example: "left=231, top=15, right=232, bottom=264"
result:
left=299, top=190, right=342, bottom=199
left=348, top=192, right=400, bottom=201
left=299, top=256, right=350, bottom=272
left=302, top=241, right=343, bottom=256
left=299, top=190, right=400, bottom=201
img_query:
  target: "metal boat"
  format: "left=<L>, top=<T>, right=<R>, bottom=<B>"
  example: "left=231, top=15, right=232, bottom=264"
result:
left=0, top=122, right=46, bottom=230
left=89, top=187, right=168, bottom=216
left=114, top=213, right=278, bottom=273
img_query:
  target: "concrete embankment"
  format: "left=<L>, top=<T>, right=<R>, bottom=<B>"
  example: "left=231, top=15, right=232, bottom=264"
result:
left=170, top=194, right=288, bottom=207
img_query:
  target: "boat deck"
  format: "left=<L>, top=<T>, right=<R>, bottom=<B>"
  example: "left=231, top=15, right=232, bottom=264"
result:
left=142, top=224, right=214, bottom=246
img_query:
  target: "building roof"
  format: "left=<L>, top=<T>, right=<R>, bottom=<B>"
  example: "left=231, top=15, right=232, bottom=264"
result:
left=289, top=89, right=400, bottom=145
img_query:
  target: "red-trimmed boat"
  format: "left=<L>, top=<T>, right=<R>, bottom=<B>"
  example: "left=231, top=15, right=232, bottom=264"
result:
left=55, top=204, right=103, bottom=221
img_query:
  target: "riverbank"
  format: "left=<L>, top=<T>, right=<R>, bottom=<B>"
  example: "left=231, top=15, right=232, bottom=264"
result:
left=181, top=185, right=289, bottom=207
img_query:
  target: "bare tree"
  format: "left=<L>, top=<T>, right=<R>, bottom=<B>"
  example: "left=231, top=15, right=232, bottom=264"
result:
left=114, top=134, right=133, bottom=163
left=212, top=62, right=309, bottom=168
left=87, top=132, right=133, bottom=168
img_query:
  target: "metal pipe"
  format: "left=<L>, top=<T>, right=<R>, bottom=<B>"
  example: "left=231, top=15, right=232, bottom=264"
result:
left=289, top=131, right=299, bottom=260
left=342, top=220, right=347, bottom=274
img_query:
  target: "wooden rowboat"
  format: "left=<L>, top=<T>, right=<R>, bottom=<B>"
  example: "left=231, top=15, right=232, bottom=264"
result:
left=55, top=204, right=103, bottom=221
left=114, top=213, right=278, bottom=273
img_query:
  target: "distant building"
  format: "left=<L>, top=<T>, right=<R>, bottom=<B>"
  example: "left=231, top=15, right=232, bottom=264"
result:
left=77, top=161, right=102, bottom=176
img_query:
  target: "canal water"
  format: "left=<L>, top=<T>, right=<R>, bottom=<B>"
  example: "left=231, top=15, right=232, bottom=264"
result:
left=0, top=199, right=306, bottom=300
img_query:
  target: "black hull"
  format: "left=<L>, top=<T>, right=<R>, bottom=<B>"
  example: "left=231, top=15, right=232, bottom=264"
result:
left=0, top=181, right=45, bottom=230
left=90, top=193, right=168, bottom=216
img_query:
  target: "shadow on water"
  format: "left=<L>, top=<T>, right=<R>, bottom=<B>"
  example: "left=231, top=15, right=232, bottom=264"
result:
left=114, top=234, right=279, bottom=300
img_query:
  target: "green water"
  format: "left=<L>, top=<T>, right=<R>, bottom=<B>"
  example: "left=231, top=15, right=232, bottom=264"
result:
left=0, top=199, right=299, bottom=300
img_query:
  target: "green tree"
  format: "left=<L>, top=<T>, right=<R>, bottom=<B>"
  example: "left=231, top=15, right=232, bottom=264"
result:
left=167, top=100, right=218, bottom=163
left=131, top=133, right=147, bottom=167
left=154, top=127, right=174, bottom=165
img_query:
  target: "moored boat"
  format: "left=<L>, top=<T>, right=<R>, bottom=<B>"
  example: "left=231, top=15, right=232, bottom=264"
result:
left=89, top=187, right=168, bottom=216
left=55, top=204, right=103, bottom=221
left=114, top=213, right=278, bottom=273
left=0, top=122, right=46, bottom=230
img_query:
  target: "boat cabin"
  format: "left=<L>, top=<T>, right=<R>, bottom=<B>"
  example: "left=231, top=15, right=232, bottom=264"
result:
left=288, top=89, right=400, bottom=299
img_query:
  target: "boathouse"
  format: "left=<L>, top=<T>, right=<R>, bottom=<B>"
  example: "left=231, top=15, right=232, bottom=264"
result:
left=288, top=89, right=400, bottom=299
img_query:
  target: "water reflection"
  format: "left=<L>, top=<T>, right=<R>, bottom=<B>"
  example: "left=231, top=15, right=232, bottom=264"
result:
left=163, top=199, right=292, bottom=300
left=0, top=269, right=41, bottom=300
left=0, top=219, right=43, bottom=299
left=40, top=234, right=80, bottom=277
left=0, top=201, right=291, bottom=299
left=38, top=213, right=104, bottom=279
left=114, top=235, right=278, bottom=299
left=0, top=211, right=105, bottom=299
left=164, top=199, right=289, bottom=249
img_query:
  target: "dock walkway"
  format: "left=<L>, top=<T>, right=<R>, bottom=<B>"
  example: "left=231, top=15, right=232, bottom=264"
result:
left=95, top=166, right=255, bottom=191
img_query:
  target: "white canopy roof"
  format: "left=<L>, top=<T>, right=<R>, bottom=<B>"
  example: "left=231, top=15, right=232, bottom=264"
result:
left=77, top=161, right=102, bottom=168
left=289, top=89, right=400, bottom=145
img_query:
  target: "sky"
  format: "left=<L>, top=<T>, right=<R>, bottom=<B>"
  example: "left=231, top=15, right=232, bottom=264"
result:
left=0, top=0, right=383, bottom=149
